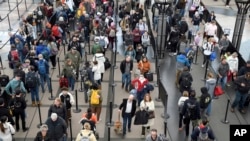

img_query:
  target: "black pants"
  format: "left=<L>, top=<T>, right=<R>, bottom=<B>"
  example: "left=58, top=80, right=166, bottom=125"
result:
left=50, top=55, right=56, bottom=68
left=15, top=111, right=26, bottom=130
left=170, top=41, right=178, bottom=53
left=179, top=113, right=183, bottom=128
left=141, top=126, right=150, bottom=135
left=203, top=54, right=210, bottom=65
left=226, top=0, right=230, bottom=5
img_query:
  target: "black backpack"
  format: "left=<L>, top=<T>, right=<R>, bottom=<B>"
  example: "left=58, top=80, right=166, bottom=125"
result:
left=186, top=102, right=197, bottom=119
left=26, top=72, right=37, bottom=88
left=181, top=75, right=192, bottom=88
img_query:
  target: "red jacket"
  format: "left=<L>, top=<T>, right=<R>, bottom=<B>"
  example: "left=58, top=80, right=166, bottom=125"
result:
left=131, top=78, right=148, bottom=91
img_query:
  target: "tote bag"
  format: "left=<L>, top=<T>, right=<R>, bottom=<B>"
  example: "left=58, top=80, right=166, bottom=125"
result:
left=214, top=85, right=224, bottom=96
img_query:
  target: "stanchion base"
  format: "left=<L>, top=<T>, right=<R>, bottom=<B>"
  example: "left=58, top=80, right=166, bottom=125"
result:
left=161, top=113, right=170, bottom=119
left=37, top=124, right=42, bottom=128
left=201, top=79, right=206, bottom=81
left=106, top=121, right=114, bottom=127
left=8, top=28, right=12, bottom=31
left=112, top=83, right=117, bottom=87
left=79, top=89, right=84, bottom=92
left=48, top=96, right=56, bottom=100
left=155, top=97, right=161, bottom=102
left=221, top=119, right=229, bottom=124
left=73, top=109, right=82, bottom=113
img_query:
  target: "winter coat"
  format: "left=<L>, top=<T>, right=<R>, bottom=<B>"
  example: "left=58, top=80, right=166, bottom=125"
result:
left=131, top=77, right=149, bottom=91
left=0, top=122, right=15, bottom=141
left=119, top=98, right=137, bottom=118
left=9, top=96, right=27, bottom=114
left=133, top=29, right=141, bottom=42
left=191, top=125, right=215, bottom=141
left=37, top=59, right=50, bottom=75
left=206, top=78, right=216, bottom=97
left=124, top=49, right=136, bottom=60
left=5, top=78, right=27, bottom=95
left=218, top=62, right=229, bottom=77
left=0, top=107, right=15, bottom=125
left=48, top=104, right=67, bottom=120
left=124, top=33, right=134, bottom=46
left=59, top=93, right=75, bottom=109
left=45, top=117, right=67, bottom=140
left=138, top=60, right=151, bottom=74
left=140, top=100, right=155, bottom=127
left=181, top=97, right=201, bottom=120
left=176, top=54, right=190, bottom=71
left=93, top=53, right=105, bottom=73
left=92, top=65, right=101, bottom=81
left=65, top=51, right=81, bottom=68
left=62, top=63, right=76, bottom=78
left=199, top=87, right=211, bottom=109
left=234, top=76, right=250, bottom=94
left=75, top=129, right=97, bottom=141
left=120, top=59, right=133, bottom=74
left=34, top=131, right=50, bottom=141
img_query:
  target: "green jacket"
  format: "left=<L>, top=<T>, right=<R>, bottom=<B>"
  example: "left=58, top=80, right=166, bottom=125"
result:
left=91, top=43, right=102, bottom=55
left=62, top=64, right=76, bottom=78
left=65, top=51, right=81, bottom=67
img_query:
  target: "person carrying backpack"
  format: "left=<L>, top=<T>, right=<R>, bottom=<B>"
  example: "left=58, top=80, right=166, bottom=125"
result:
left=8, top=45, right=20, bottom=69
left=91, top=39, right=102, bottom=55
left=182, top=90, right=201, bottom=137
left=178, top=91, right=189, bottom=131
left=199, top=87, right=211, bottom=118
left=26, top=66, right=40, bottom=107
left=191, top=118, right=215, bottom=141
left=89, top=83, right=102, bottom=123
left=179, top=67, right=193, bottom=93
left=37, top=54, right=51, bottom=93
left=36, top=40, right=50, bottom=62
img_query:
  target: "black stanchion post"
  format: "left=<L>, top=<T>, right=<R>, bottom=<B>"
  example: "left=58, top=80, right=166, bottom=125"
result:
left=161, top=94, right=170, bottom=119
left=221, top=99, right=230, bottom=124
left=36, top=103, right=43, bottom=128
left=63, top=44, right=66, bottom=55
left=79, top=76, right=84, bottom=92
left=24, top=0, right=28, bottom=11
left=0, top=56, right=6, bottom=70
left=57, top=57, right=60, bottom=78
left=69, top=118, right=73, bottom=141
left=73, top=90, right=81, bottom=113
left=7, top=14, right=12, bottom=31
left=16, top=0, right=20, bottom=20
left=203, top=60, right=209, bottom=80
left=48, top=77, right=55, bottom=100
left=155, top=72, right=162, bottom=102
left=88, top=40, right=91, bottom=55
left=106, top=101, right=114, bottom=141
left=8, top=0, right=11, bottom=11
left=164, top=119, right=167, bottom=137
left=194, top=45, right=199, bottom=64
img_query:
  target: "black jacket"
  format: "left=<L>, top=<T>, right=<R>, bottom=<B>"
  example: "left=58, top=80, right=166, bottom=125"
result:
left=182, top=97, right=201, bottom=120
left=120, top=60, right=133, bottom=74
left=0, top=106, right=15, bottom=125
left=9, top=96, right=27, bottom=114
left=59, top=94, right=72, bottom=109
left=45, top=117, right=67, bottom=140
left=119, top=99, right=137, bottom=118
left=34, top=131, right=50, bottom=141
left=200, top=88, right=211, bottom=109
left=48, top=104, right=67, bottom=121
left=234, top=76, right=250, bottom=94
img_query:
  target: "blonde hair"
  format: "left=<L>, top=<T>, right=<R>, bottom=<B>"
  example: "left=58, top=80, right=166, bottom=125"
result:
left=207, top=72, right=214, bottom=78
left=83, top=122, right=91, bottom=130
left=182, top=91, right=189, bottom=97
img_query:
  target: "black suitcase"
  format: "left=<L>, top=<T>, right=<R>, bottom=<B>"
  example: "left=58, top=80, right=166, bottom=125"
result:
left=0, top=75, right=10, bottom=87
left=145, top=73, right=153, bottom=82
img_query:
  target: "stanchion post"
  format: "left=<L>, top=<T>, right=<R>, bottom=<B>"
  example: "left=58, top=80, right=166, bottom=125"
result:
left=221, top=99, right=230, bottom=124
left=203, top=60, right=209, bottom=80
left=106, top=101, right=114, bottom=141
left=0, top=56, right=6, bottom=70
left=8, top=0, right=11, bottom=11
left=79, top=76, right=84, bottom=92
left=194, top=45, right=199, bottom=64
left=57, top=57, right=60, bottom=78
left=48, top=77, right=55, bottom=100
left=88, top=40, right=91, bottom=55
left=7, top=14, right=12, bottom=31
left=69, top=118, right=73, bottom=141
left=155, top=78, right=161, bottom=102
left=16, top=0, right=20, bottom=20
left=63, top=44, right=66, bottom=55
left=24, top=0, right=28, bottom=11
left=73, top=90, right=81, bottom=113
left=36, top=103, right=43, bottom=128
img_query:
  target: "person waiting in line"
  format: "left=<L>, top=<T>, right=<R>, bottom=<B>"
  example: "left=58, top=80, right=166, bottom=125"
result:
left=124, top=45, right=136, bottom=60
left=26, top=65, right=40, bottom=106
left=65, top=47, right=81, bottom=81
left=120, top=56, right=133, bottom=92
left=137, top=56, right=151, bottom=77
left=217, top=57, right=230, bottom=91
left=48, top=98, right=67, bottom=121
left=75, top=122, right=97, bottom=141
left=9, top=90, right=29, bottom=132
left=145, top=128, right=164, bottom=141
left=205, top=72, right=216, bottom=115
left=0, top=98, right=15, bottom=126
left=135, top=44, right=145, bottom=63
left=178, top=91, right=189, bottom=131
left=118, top=94, right=137, bottom=137
left=218, top=34, right=229, bottom=57
left=178, top=66, right=193, bottom=93
left=176, top=52, right=190, bottom=88
left=92, top=50, right=105, bottom=82
left=37, top=54, right=51, bottom=93
left=80, top=108, right=98, bottom=131
left=89, top=83, right=103, bottom=123
left=199, top=87, right=212, bottom=118
left=226, top=52, right=239, bottom=86
left=62, top=58, right=77, bottom=91
left=202, top=38, right=214, bottom=68
left=92, top=61, right=102, bottom=86
left=34, top=124, right=50, bottom=141
left=168, top=25, right=180, bottom=56
left=0, top=116, right=15, bottom=141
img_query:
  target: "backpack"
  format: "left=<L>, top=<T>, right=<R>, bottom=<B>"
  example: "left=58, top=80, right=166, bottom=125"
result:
left=59, top=77, right=69, bottom=88
left=38, top=60, right=47, bottom=75
left=10, top=50, right=19, bottom=61
left=186, top=102, right=197, bottom=119
left=49, top=42, right=58, bottom=56
left=109, top=29, right=116, bottom=37
left=181, top=75, right=192, bottom=88
left=52, top=25, right=60, bottom=37
left=187, top=49, right=195, bottom=59
left=13, top=99, right=22, bottom=109
left=158, top=133, right=169, bottom=141
left=25, top=72, right=37, bottom=88
left=90, top=90, right=100, bottom=105
left=198, top=127, right=209, bottom=141
left=79, top=132, right=92, bottom=141
left=99, top=37, right=106, bottom=48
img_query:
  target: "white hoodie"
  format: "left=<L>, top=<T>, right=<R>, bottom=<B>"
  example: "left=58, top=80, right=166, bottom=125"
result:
left=227, top=55, right=238, bottom=72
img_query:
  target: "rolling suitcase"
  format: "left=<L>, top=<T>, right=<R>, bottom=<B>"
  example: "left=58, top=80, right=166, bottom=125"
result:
left=0, top=74, right=10, bottom=87
left=145, top=72, right=153, bottom=82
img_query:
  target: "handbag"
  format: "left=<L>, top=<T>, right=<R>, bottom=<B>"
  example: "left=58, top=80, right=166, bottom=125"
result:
left=214, top=85, right=224, bottom=96
left=134, top=110, right=149, bottom=125
left=147, top=111, right=155, bottom=119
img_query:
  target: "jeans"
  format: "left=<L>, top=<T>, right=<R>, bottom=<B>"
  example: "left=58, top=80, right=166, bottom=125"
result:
left=50, top=55, right=56, bottom=68
left=206, top=103, right=212, bottom=116
left=123, top=113, right=132, bottom=134
left=18, top=50, right=24, bottom=63
left=231, top=91, right=248, bottom=110
left=137, top=90, right=145, bottom=106
left=153, top=16, right=159, bottom=31
left=122, top=73, right=131, bottom=90
left=67, top=76, right=75, bottom=91
left=179, top=8, right=185, bottom=17
left=30, top=85, right=39, bottom=101
left=39, top=73, right=52, bottom=92
left=218, top=76, right=227, bottom=90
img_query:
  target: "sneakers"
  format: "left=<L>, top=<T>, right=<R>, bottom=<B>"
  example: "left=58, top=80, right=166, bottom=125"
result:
left=201, top=64, right=205, bottom=68
left=226, top=83, right=231, bottom=87
left=128, top=129, right=131, bottom=132
left=240, top=109, right=246, bottom=114
left=23, top=127, right=29, bottom=132
left=231, top=108, right=235, bottom=112
left=225, top=5, right=230, bottom=8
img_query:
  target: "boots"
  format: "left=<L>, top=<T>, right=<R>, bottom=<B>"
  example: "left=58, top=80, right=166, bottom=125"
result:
left=122, top=83, right=124, bottom=89
left=22, top=121, right=29, bottom=132
left=37, top=101, right=42, bottom=105
left=31, top=101, right=36, bottom=107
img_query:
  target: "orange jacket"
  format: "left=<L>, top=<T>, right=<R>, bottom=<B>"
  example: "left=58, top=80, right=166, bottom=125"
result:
left=82, top=113, right=97, bottom=124
left=138, top=61, right=151, bottom=74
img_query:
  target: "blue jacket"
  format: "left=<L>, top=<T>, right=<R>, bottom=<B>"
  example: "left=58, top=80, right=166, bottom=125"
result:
left=176, top=54, right=190, bottom=70
left=37, top=59, right=50, bottom=74
left=9, top=34, right=25, bottom=45
left=36, top=44, right=50, bottom=56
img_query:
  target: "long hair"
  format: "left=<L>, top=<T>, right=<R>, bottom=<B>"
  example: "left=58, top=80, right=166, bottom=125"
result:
left=0, top=116, right=8, bottom=133
left=86, top=108, right=93, bottom=120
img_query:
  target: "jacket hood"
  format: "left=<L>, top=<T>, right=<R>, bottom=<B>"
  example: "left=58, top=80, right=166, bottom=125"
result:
left=201, top=87, right=208, bottom=94
left=177, top=54, right=187, bottom=63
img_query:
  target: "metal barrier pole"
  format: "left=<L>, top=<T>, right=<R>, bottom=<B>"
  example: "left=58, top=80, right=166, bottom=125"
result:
left=63, top=44, right=66, bottom=55
left=79, top=76, right=84, bottom=92
left=73, top=90, right=81, bottom=113
left=36, top=103, right=43, bottom=128
left=69, top=118, right=73, bottom=141
left=16, top=0, right=20, bottom=20
left=203, top=59, right=209, bottom=80
left=8, top=0, right=11, bottom=11
left=48, top=77, right=55, bottom=100
left=194, top=45, right=199, bottom=64
left=24, top=0, right=28, bottom=11
left=7, top=14, right=12, bottom=31
left=0, top=56, right=6, bottom=70
left=57, top=57, right=60, bottom=78
left=221, top=99, right=230, bottom=124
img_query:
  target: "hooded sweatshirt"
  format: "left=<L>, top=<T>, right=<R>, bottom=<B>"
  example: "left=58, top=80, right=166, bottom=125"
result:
left=218, top=62, right=229, bottom=77
left=206, top=78, right=216, bottom=97
left=176, top=54, right=190, bottom=71
left=200, top=87, right=211, bottom=109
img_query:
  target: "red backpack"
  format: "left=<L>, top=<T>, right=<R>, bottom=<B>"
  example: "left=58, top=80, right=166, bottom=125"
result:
left=10, top=50, right=19, bottom=61
left=52, top=25, right=61, bottom=37
left=59, top=77, right=69, bottom=88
